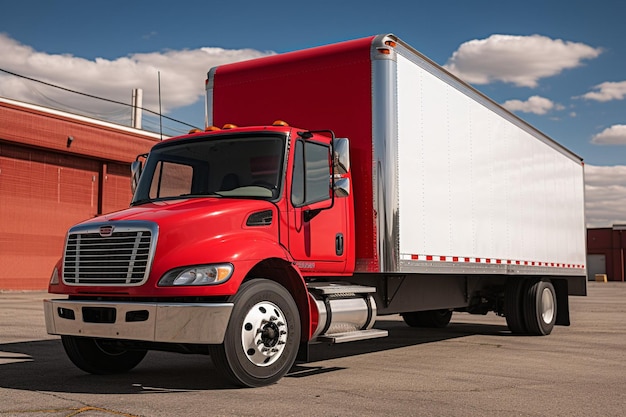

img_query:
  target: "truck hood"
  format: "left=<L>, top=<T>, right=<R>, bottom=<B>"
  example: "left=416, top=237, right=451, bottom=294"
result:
left=92, top=197, right=274, bottom=227
left=90, top=197, right=279, bottom=268
left=60, top=197, right=282, bottom=296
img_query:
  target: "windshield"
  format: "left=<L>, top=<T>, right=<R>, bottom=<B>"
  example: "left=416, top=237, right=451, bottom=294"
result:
left=132, top=134, right=285, bottom=205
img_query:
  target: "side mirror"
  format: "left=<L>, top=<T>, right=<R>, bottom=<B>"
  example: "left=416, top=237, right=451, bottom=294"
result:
left=130, top=160, right=142, bottom=194
left=333, top=138, right=350, bottom=197
left=333, top=138, right=350, bottom=175
left=334, top=177, right=350, bottom=197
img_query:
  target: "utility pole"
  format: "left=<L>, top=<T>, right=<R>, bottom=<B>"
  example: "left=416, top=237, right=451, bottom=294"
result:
left=131, top=88, right=143, bottom=129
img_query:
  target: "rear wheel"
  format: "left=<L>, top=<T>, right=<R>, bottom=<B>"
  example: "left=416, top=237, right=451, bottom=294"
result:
left=504, top=279, right=527, bottom=334
left=523, top=279, right=557, bottom=335
left=210, top=279, right=301, bottom=387
left=401, top=309, right=453, bottom=328
left=61, top=335, right=147, bottom=374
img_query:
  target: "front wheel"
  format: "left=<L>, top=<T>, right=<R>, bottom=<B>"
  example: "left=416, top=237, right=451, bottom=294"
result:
left=61, top=335, right=147, bottom=374
left=210, top=279, right=301, bottom=387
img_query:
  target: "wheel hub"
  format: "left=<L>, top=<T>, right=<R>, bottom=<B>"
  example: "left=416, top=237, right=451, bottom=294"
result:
left=261, top=322, right=279, bottom=346
left=241, top=301, right=288, bottom=367
left=540, top=287, right=555, bottom=324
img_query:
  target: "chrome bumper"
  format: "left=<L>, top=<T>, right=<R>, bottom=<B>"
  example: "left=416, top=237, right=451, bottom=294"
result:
left=44, top=299, right=233, bottom=344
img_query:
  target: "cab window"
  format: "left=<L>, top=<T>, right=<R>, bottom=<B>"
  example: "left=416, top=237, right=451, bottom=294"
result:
left=291, top=140, right=331, bottom=207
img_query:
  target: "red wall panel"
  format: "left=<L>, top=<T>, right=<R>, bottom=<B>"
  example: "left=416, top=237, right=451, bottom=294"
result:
left=0, top=143, right=99, bottom=289
left=102, top=162, right=133, bottom=215
left=0, top=101, right=159, bottom=290
left=587, top=228, right=626, bottom=281
left=0, top=100, right=158, bottom=164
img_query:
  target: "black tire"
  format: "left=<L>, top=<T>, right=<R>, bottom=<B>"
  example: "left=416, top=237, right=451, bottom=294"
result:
left=504, top=279, right=527, bottom=334
left=61, top=335, right=147, bottom=374
left=209, top=279, right=301, bottom=387
left=401, top=309, right=453, bottom=328
left=523, top=279, right=557, bottom=336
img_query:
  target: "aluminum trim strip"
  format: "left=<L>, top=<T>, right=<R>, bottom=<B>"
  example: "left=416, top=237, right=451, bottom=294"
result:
left=371, top=36, right=400, bottom=273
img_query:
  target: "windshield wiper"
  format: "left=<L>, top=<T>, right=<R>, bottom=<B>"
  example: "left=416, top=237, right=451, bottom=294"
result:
left=178, top=192, right=224, bottom=198
left=131, top=193, right=225, bottom=206
left=131, top=198, right=153, bottom=206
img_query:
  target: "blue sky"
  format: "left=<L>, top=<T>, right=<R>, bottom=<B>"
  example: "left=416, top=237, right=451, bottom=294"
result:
left=1, top=0, right=626, bottom=226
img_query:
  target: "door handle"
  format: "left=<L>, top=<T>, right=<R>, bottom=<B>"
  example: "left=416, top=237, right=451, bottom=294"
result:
left=335, top=233, right=344, bottom=256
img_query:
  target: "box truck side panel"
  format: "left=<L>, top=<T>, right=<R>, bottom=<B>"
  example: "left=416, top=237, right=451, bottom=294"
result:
left=393, top=45, right=586, bottom=275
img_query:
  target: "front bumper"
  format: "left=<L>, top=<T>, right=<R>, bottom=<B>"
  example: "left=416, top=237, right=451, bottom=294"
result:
left=44, top=299, right=233, bottom=344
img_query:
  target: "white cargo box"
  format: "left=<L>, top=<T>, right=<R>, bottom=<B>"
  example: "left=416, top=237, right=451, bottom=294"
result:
left=387, top=41, right=586, bottom=276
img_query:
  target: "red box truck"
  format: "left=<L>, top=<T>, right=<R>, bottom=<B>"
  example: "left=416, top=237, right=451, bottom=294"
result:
left=45, top=34, right=587, bottom=387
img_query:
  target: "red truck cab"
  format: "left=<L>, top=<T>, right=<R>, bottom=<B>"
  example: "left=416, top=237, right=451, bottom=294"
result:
left=45, top=122, right=369, bottom=387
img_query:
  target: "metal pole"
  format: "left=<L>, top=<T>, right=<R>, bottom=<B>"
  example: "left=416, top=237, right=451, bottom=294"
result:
left=131, top=88, right=143, bottom=129
left=158, top=72, right=163, bottom=140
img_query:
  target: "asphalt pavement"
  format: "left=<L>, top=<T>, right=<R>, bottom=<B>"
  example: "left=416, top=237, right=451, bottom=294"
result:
left=1, top=281, right=625, bottom=417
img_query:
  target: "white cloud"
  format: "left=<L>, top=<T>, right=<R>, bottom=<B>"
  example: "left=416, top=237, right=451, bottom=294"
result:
left=591, top=125, right=626, bottom=145
left=502, top=95, right=558, bottom=115
left=585, top=165, right=626, bottom=227
left=0, top=33, right=272, bottom=122
left=580, top=80, right=626, bottom=102
left=142, top=31, right=158, bottom=40
left=444, top=34, right=602, bottom=87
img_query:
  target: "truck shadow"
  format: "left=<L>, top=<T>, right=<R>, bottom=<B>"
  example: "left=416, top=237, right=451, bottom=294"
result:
left=300, top=319, right=509, bottom=363
left=0, top=319, right=509, bottom=393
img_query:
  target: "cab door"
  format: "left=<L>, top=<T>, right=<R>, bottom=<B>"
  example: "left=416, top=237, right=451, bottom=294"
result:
left=288, top=136, right=349, bottom=275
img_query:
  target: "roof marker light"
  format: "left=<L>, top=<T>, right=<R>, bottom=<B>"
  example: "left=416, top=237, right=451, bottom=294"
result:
left=222, top=123, right=238, bottom=129
left=205, top=125, right=221, bottom=131
left=273, top=120, right=289, bottom=126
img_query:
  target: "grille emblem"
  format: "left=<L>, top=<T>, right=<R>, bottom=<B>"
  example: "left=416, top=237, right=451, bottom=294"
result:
left=99, top=225, right=115, bottom=237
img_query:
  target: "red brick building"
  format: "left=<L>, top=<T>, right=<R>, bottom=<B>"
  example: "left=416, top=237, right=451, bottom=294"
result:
left=587, top=225, right=626, bottom=282
left=0, top=97, right=161, bottom=290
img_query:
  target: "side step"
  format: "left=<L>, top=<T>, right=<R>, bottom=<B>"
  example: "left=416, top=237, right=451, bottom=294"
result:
left=316, top=328, right=388, bottom=344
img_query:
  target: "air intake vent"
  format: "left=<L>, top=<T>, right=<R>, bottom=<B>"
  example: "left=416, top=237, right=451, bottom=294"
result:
left=62, top=222, right=157, bottom=286
left=246, top=210, right=273, bottom=226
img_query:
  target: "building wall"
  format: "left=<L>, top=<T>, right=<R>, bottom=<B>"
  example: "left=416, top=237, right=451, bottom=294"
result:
left=587, top=227, right=626, bottom=281
left=0, top=99, right=160, bottom=290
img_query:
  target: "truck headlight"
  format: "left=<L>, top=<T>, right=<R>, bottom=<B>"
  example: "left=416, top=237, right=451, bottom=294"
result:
left=158, top=264, right=234, bottom=286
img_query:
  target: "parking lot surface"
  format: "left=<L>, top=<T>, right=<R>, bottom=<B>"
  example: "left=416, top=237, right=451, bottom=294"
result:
left=1, top=282, right=625, bottom=417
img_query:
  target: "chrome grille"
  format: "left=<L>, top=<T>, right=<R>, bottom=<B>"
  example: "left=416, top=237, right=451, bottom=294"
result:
left=63, top=223, right=156, bottom=285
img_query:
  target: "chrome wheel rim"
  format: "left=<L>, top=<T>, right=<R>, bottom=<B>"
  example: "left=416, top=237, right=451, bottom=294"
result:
left=241, top=301, right=288, bottom=367
left=540, top=287, right=555, bottom=324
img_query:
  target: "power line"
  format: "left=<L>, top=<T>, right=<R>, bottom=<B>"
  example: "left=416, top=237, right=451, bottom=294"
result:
left=0, top=67, right=201, bottom=130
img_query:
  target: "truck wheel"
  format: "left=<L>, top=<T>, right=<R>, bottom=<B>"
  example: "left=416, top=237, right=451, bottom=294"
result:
left=401, top=309, right=453, bottom=328
left=210, top=279, right=301, bottom=387
left=523, top=279, right=557, bottom=336
left=61, top=335, right=147, bottom=374
left=504, top=279, right=527, bottom=334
